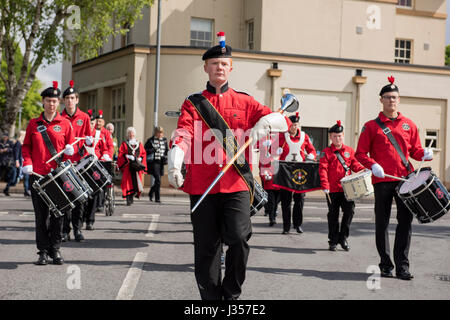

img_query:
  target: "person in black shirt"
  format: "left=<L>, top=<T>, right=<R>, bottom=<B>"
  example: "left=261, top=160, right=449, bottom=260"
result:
left=144, top=127, right=168, bottom=203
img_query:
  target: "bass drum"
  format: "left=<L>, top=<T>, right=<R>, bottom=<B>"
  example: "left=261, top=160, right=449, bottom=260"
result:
left=396, top=167, right=450, bottom=224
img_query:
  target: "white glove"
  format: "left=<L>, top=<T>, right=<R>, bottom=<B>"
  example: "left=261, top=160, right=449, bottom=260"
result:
left=85, top=136, right=94, bottom=146
left=323, top=189, right=329, bottom=194
left=23, top=165, right=33, bottom=175
left=64, top=144, right=74, bottom=156
left=371, top=163, right=385, bottom=178
left=306, top=153, right=315, bottom=161
left=126, top=155, right=135, bottom=161
left=250, top=113, right=288, bottom=145
left=102, top=154, right=112, bottom=161
left=264, top=172, right=272, bottom=181
left=168, top=145, right=185, bottom=189
left=138, top=157, right=142, bottom=162
left=422, top=148, right=433, bottom=161
left=262, top=140, right=272, bottom=147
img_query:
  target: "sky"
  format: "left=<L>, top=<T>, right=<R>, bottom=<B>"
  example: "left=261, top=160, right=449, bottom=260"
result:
left=35, top=1, right=450, bottom=89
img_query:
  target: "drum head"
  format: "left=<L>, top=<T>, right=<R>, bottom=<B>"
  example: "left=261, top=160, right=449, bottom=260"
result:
left=399, top=169, right=431, bottom=194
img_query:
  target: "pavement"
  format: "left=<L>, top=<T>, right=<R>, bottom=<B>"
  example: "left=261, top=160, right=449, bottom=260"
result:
left=0, top=187, right=449, bottom=304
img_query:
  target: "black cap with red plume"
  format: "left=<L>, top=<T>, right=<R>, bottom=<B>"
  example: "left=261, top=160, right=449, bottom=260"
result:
left=95, top=109, right=104, bottom=119
left=63, top=79, right=78, bottom=98
left=329, top=120, right=344, bottom=133
left=88, top=109, right=95, bottom=121
left=288, top=112, right=300, bottom=123
left=379, top=75, right=399, bottom=96
left=40, top=81, right=61, bottom=99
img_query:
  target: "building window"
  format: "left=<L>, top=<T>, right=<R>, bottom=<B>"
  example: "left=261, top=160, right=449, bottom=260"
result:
left=86, top=91, right=97, bottom=115
left=395, top=39, right=412, bottom=64
left=122, top=23, right=132, bottom=47
left=397, top=0, right=412, bottom=8
left=425, top=130, right=438, bottom=149
left=111, top=85, right=126, bottom=145
left=190, top=18, right=213, bottom=48
left=246, top=20, right=254, bottom=50
left=302, top=127, right=329, bottom=160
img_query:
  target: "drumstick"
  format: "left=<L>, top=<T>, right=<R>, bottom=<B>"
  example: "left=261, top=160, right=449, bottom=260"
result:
left=45, top=137, right=83, bottom=164
left=31, top=172, right=44, bottom=179
left=384, top=174, right=408, bottom=182
left=415, top=140, right=434, bottom=177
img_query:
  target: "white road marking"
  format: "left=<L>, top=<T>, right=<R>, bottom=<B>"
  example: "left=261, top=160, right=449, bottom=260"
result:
left=145, top=214, right=160, bottom=237
left=0, top=211, right=8, bottom=216
left=116, top=252, right=148, bottom=300
left=20, top=212, right=34, bottom=216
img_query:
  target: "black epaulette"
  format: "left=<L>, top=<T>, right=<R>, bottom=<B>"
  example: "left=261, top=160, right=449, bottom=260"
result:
left=233, top=89, right=250, bottom=96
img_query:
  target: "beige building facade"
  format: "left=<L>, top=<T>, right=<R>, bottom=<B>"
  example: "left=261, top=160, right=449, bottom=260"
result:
left=63, top=0, right=450, bottom=187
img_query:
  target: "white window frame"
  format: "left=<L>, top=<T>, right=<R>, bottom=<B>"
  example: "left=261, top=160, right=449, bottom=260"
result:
left=397, top=0, right=413, bottom=9
left=190, top=17, right=214, bottom=48
left=395, top=38, right=412, bottom=64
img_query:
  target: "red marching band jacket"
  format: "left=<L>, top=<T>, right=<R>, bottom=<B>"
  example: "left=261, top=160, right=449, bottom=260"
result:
left=171, top=85, right=289, bottom=195
left=319, top=144, right=365, bottom=193
left=90, top=127, right=114, bottom=160
left=22, top=113, right=76, bottom=176
left=61, top=107, right=92, bottom=163
left=355, top=112, right=425, bottom=185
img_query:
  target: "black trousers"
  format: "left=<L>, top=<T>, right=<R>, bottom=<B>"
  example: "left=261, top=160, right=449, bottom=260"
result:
left=149, top=161, right=163, bottom=201
left=326, top=192, right=355, bottom=244
left=280, top=189, right=305, bottom=231
left=264, top=189, right=280, bottom=222
left=85, top=192, right=102, bottom=224
left=30, top=176, right=63, bottom=253
left=62, top=204, right=84, bottom=234
left=189, top=191, right=252, bottom=300
left=374, top=182, right=413, bottom=271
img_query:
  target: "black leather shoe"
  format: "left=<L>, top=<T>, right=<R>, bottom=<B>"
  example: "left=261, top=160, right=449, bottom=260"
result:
left=74, top=230, right=85, bottom=242
left=35, top=252, right=48, bottom=265
left=61, top=233, right=70, bottom=242
left=396, top=270, right=414, bottom=280
left=52, top=250, right=64, bottom=265
left=155, top=199, right=161, bottom=203
left=269, top=220, right=276, bottom=226
left=86, top=223, right=94, bottom=230
left=3, top=188, right=10, bottom=196
left=380, top=268, right=394, bottom=278
left=329, top=244, right=337, bottom=251
left=295, top=226, right=304, bottom=233
left=339, top=239, right=350, bottom=251
left=281, top=230, right=289, bottom=235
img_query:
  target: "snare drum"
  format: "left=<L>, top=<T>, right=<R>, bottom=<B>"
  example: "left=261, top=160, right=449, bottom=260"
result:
left=340, top=169, right=374, bottom=201
left=32, top=160, right=92, bottom=217
left=75, top=155, right=112, bottom=195
left=396, top=167, right=449, bottom=224
left=250, top=181, right=268, bottom=216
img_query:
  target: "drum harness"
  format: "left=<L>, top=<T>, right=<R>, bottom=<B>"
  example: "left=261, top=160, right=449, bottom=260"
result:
left=37, top=121, right=62, bottom=165
left=334, top=150, right=350, bottom=175
left=375, top=117, right=412, bottom=173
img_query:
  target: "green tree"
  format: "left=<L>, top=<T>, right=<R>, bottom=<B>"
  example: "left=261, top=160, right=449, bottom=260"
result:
left=0, top=0, right=154, bottom=135
left=446, top=45, right=450, bottom=66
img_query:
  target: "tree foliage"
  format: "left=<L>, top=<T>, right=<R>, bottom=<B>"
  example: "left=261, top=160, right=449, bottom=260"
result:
left=0, top=0, right=154, bottom=135
left=446, top=45, right=450, bottom=66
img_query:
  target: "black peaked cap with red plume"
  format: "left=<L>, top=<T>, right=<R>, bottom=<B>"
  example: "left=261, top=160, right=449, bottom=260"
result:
left=40, top=81, right=61, bottom=99
left=329, top=120, right=344, bottom=133
left=379, top=75, right=399, bottom=96
left=63, top=80, right=78, bottom=98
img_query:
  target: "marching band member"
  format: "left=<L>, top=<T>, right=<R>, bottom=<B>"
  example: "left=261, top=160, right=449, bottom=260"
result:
left=167, top=32, right=290, bottom=300
left=117, top=127, right=147, bottom=206
left=319, top=120, right=365, bottom=251
left=60, top=80, right=93, bottom=242
left=355, top=76, right=432, bottom=280
left=22, top=81, right=76, bottom=265
left=258, top=135, right=281, bottom=226
left=277, top=113, right=316, bottom=234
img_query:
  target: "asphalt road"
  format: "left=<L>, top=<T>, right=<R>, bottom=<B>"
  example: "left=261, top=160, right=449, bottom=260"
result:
left=0, top=193, right=449, bottom=301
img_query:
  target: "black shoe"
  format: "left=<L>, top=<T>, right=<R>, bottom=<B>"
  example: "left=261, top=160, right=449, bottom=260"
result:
left=24, top=190, right=31, bottom=197
left=74, top=230, right=85, bottom=242
left=86, top=223, right=94, bottom=230
left=149, top=195, right=153, bottom=202
left=396, top=269, right=414, bottom=280
left=339, top=239, right=350, bottom=251
left=282, top=230, right=289, bottom=235
left=52, top=250, right=64, bottom=265
left=155, top=199, right=161, bottom=203
left=61, top=233, right=70, bottom=242
left=380, top=268, right=394, bottom=278
left=269, top=220, right=276, bottom=227
left=3, top=188, right=10, bottom=196
left=295, top=226, right=304, bottom=233
left=35, top=252, right=48, bottom=265
left=329, top=244, right=337, bottom=251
